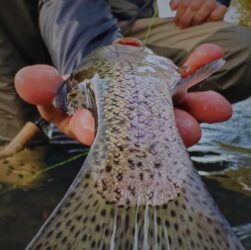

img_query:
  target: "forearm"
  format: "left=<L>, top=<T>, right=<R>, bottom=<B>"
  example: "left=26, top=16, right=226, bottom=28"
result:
left=39, top=0, right=122, bottom=74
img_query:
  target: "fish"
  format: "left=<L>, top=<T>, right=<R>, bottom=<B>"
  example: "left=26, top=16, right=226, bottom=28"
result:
left=26, top=40, right=243, bottom=249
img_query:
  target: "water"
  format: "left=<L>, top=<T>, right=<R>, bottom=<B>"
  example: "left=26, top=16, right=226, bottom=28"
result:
left=190, top=97, right=251, bottom=249
left=0, top=98, right=250, bottom=249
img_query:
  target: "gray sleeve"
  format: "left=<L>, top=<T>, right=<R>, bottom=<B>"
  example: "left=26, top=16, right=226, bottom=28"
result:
left=39, top=0, right=122, bottom=74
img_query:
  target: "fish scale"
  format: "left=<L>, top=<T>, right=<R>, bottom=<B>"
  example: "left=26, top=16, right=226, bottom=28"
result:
left=26, top=44, right=243, bottom=249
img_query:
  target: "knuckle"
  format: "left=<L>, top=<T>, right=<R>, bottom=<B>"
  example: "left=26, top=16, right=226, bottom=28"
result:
left=179, top=19, right=189, bottom=27
left=180, top=0, right=189, bottom=8
left=190, top=0, right=202, bottom=10
left=205, top=0, right=216, bottom=10
left=193, top=13, right=205, bottom=23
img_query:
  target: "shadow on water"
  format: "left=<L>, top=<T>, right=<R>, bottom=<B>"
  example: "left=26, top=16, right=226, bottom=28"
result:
left=0, top=97, right=250, bottom=249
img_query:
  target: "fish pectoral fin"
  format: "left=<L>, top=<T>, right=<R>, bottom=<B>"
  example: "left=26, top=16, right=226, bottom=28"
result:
left=171, top=58, right=225, bottom=96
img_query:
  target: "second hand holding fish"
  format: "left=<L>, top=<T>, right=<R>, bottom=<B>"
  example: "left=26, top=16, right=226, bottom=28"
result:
left=14, top=38, right=232, bottom=148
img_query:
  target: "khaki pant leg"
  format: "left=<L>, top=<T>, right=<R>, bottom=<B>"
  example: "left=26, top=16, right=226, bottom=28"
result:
left=120, top=18, right=251, bottom=103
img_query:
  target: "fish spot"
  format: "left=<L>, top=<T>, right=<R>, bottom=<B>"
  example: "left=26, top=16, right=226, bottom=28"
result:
left=190, top=240, right=195, bottom=247
left=178, top=237, right=183, bottom=246
left=82, top=234, right=87, bottom=242
left=91, top=240, right=96, bottom=248
left=168, top=235, right=172, bottom=245
left=70, top=225, right=75, bottom=232
left=116, top=173, right=123, bottom=181
left=105, top=228, right=110, bottom=236
left=35, top=243, right=43, bottom=250
left=46, top=231, right=53, bottom=238
left=95, top=224, right=101, bottom=232
left=165, top=220, right=170, bottom=228
left=154, top=163, right=161, bottom=168
left=56, top=222, right=61, bottom=228
left=62, top=236, right=67, bottom=244
left=74, top=231, right=80, bottom=238
left=197, top=232, right=202, bottom=239
left=91, top=215, right=96, bottom=222
left=139, top=172, right=144, bottom=181
left=125, top=214, right=130, bottom=231
left=105, top=165, right=112, bottom=172
left=186, top=229, right=191, bottom=236
left=75, top=215, right=82, bottom=221
left=137, top=162, right=142, bottom=167
left=188, top=215, right=193, bottom=222
left=66, top=219, right=71, bottom=226
left=157, top=216, right=161, bottom=225
left=170, top=210, right=176, bottom=217
left=128, top=159, right=135, bottom=169
left=101, top=209, right=106, bottom=217
left=56, top=231, right=62, bottom=239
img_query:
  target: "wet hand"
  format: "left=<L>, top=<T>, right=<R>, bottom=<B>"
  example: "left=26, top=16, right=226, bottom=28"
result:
left=14, top=65, right=231, bottom=148
left=170, top=0, right=227, bottom=29
left=15, top=65, right=95, bottom=146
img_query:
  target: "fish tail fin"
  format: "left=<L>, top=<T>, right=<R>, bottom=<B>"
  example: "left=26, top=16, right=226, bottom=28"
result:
left=26, top=168, right=243, bottom=250
left=171, top=58, right=225, bottom=96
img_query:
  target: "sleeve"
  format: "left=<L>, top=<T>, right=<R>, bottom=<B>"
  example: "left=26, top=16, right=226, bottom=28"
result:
left=39, top=0, right=122, bottom=74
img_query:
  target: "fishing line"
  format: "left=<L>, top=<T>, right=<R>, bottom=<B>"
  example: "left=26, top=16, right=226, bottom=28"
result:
left=120, top=0, right=154, bottom=35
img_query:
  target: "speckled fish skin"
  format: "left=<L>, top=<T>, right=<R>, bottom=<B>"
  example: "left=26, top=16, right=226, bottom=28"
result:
left=26, top=44, right=243, bottom=250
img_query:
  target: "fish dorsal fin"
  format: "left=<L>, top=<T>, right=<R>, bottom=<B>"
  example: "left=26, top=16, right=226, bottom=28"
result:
left=171, top=58, right=225, bottom=96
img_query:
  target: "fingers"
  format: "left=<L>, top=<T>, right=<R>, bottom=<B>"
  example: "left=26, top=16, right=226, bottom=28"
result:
left=177, top=0, right=204, bottom=28
left=69, top=109, right=95, bottom=146
left=175, top=0, right=190, bottom=28
left=14, top=64, right=95, bottom=146
left=15, top=65, right=63, bottom=105
left=174, top=90, right=233, bottom=147
left=174, top=0, right=225, bottom=28
left=192, top=1, right=216, bottom=26
left=176, top=91, right=233, bottom=123
left=180, top=43, right=224, bottom=78
left=174, top=108, right=202, bottom=148
left=208, top=4, right=227, bottom=21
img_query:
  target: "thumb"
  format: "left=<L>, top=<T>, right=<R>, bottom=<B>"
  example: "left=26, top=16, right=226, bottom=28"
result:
left=69, top=109, right=95, bottom=146
left=14, top=65, right=62, bottom=105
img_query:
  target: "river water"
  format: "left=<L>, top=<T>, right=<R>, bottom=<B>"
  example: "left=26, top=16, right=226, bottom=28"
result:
left=0, top=97, right=250, bottom=249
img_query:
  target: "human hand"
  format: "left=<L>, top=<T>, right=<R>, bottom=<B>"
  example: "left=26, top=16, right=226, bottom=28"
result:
left=170, top=0, right=228, bottom=29
left=14, top=66, right=231, bottom=148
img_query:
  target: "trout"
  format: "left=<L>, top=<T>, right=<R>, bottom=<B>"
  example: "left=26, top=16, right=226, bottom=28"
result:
left=26, top=40, right=243, bottom=249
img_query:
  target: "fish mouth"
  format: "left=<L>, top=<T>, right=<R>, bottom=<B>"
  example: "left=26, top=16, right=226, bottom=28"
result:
left=53, top=81, right=69, bottom=113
